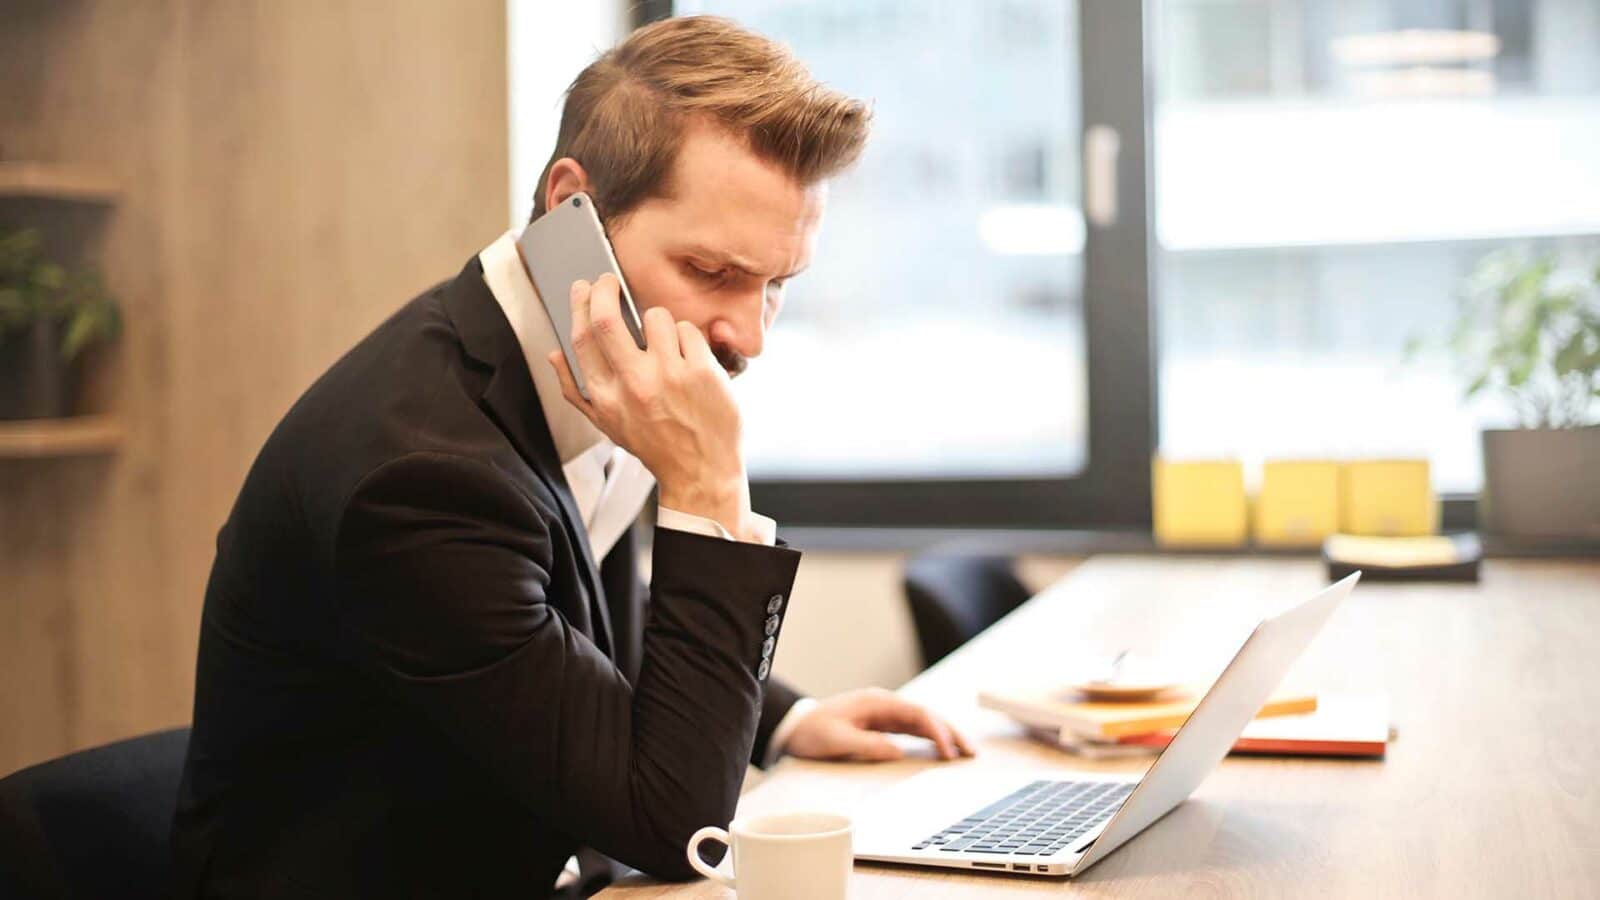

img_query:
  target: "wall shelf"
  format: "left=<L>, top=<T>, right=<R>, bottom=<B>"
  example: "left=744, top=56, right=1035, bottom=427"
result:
left=0, top=162, right=121, bottom=203
left=0, top=415, right=125, bottom=458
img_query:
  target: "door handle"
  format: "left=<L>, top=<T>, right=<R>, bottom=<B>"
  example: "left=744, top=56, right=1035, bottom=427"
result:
left=1084, top=124, right=1121, bottom=228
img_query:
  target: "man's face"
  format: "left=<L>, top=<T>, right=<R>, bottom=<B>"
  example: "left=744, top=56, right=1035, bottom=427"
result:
left=604, top=123, right=826, bottom=377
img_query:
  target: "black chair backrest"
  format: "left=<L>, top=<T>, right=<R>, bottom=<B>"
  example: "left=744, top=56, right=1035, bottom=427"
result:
left=903, top=554, right=1030, bottom=669
left=0, top=727, right=190, bottom=900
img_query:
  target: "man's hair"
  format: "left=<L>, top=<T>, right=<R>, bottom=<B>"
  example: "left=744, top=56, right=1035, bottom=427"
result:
left=530, top=15, right=870, bottom=224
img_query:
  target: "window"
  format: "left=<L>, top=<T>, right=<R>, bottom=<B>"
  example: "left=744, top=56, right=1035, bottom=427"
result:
left=1153, top=0, right=1600, bottom=492
left=647, top=0, right=1600, bottom=527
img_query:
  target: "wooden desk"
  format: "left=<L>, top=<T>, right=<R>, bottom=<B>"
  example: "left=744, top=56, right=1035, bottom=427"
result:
left=601, top=556, right=1600, bottom=898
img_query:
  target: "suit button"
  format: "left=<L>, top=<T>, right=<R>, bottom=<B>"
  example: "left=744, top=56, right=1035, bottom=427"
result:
left=757, top=658, right=771, bottom=680
left=762, top=636, right=775, bottom=659
left=764, top=614, right=780, bottom=637
left=766, top=594, right=784, bottom=614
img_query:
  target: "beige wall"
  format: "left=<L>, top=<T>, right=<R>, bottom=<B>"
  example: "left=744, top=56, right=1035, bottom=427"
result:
left=771, top=552, right=1085, bottom=697
left=0, top=0, right=509, bottom=773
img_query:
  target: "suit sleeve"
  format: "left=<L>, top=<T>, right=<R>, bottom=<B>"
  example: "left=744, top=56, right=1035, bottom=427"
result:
left=753, top=677, right=801, bottom=767
left=609, top=520, right=799, bottom=770
left=333, top=452, right=801, bottom=881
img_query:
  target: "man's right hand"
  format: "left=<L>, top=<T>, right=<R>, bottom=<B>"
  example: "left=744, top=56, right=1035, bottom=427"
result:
left=548, top=274, right=760, bottom=541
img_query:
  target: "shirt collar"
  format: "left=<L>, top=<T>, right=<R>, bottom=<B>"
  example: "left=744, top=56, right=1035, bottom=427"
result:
left=478, top=229, right=606, bottom=465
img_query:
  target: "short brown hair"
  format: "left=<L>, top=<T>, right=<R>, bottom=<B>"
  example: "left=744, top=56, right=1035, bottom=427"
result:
left=530, top=15, right=870, bottom=223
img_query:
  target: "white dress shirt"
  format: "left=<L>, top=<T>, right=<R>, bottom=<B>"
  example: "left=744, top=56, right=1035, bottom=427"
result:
left=477, top=231, right=807, bottom=764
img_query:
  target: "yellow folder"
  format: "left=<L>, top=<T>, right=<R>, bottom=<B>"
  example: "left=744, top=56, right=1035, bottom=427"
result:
left=1153, top=458, right=1248, bottom=547
left=1256, top=460, right=1341, bottom=547
left=1340, top=460, right=1437, bottom=536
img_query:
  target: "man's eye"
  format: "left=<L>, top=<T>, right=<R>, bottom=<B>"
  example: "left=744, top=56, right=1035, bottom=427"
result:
left=688, top=264, right=727, bottom=283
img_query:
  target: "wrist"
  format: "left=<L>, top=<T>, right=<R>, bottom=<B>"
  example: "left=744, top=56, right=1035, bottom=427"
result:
left=659, top=474, right=752, bottom=539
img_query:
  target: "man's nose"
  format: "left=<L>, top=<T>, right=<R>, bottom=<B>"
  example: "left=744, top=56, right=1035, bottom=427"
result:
left=710, top=288, right=768, bottom=359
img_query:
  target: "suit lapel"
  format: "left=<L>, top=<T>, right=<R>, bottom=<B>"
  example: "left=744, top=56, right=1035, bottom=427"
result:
left=442, top=258, right=615, bottom=657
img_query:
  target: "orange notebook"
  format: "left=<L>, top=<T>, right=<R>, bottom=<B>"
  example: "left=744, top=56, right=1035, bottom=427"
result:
left=978, top=685, right=1318, bottom=740
left=1062, top=688, right=1401, bottom=752
left=1109, top=692, right=1390, bottom=757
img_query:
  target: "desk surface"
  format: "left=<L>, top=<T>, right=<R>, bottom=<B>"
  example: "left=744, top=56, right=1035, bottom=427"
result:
left=601, top=555, right=1600, bottom=898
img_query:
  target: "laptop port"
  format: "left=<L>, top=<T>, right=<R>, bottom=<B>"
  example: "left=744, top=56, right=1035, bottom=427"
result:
left=971, top=862, right=1007, bottom=870
left=1013, top=864, right=1031, bottom=871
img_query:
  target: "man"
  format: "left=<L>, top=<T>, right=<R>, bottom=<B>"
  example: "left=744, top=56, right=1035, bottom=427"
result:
left=171, top=15, right=972, bottom=898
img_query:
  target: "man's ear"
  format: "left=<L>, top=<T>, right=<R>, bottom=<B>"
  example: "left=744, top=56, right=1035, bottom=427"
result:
left=544, top=158, right=592, bottom=213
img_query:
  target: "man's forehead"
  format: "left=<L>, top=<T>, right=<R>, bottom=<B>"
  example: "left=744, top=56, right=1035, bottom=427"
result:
left=669, top=149, right=822, bottom=223
left=656, top=127, right=825, bottom=275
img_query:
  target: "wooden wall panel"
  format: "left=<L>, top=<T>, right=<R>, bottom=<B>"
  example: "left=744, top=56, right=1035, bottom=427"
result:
left=0, top=0, right=509, bottom=773
left=0, top=0, right=179, bottom=774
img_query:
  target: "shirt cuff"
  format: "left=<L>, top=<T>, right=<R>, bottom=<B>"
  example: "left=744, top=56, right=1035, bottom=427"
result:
left=656, top=505, right=777, bottom=546
left=762, top=696, right=817, bottom=768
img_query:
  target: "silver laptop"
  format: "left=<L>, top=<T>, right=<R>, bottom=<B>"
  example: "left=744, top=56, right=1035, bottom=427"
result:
left=852, top=572, right=1360, bottom=877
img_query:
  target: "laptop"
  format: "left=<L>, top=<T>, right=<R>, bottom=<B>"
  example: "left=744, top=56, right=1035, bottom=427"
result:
left=852, top=572, right=1360, bottom=877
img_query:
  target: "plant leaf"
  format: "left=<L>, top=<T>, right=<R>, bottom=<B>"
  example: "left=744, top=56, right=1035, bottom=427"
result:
left=1509, top=330, right=1539, bottom=385
left=33, top=262, right=65, bottom=293
left=60, top=312, right=98, bottom=361
left=1554, top=331, right=1589, bottom=376
left=0, top=230, right=120, bottom=356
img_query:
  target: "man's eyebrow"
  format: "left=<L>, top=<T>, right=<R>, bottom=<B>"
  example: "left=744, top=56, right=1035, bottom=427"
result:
left=683, top=245, right=808, bottom=280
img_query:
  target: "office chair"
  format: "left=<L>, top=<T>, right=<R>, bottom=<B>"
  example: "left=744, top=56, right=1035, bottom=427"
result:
left=0, top=727, right=190, bottom=900
left=903, top=554, right=1031, bottom=669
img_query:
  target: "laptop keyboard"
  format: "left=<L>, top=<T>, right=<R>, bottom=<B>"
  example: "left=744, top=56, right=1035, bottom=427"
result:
left=911, top=780, right=1133, bottom=857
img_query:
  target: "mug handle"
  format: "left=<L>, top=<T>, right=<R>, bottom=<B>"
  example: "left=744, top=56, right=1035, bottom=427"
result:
left=686, top=826, right=737, bottom=888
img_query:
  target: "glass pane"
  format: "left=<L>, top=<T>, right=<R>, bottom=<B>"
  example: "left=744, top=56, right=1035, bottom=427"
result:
left=1154, top=0, right=1600, bottom=492
left=681, top=1, right=1086, bottom=478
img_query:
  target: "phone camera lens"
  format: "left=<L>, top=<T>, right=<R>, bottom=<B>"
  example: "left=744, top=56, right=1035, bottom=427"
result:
left=572, top=197, right=582, bottom=208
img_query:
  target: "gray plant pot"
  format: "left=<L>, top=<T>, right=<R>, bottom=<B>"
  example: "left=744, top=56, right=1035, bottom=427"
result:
left=0, top=317, right=80, bottom=421
left=1480, top=427, right=1600, bottom=542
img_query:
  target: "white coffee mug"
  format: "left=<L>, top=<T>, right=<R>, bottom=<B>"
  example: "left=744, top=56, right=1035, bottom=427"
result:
left=686, top=812, right=852, bottom=900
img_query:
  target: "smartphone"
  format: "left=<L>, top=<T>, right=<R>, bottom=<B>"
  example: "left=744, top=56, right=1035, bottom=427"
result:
left=516, top=192, right=645, bottom=399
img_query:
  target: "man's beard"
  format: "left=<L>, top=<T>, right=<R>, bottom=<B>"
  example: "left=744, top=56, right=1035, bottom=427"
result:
left=714, top=344, right=748, bottom=378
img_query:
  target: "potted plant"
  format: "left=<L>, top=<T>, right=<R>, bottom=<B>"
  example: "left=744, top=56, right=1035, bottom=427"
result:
left=0, top=228, right=122, bottom=420
left=1435, top=249, right=1600, bottom=543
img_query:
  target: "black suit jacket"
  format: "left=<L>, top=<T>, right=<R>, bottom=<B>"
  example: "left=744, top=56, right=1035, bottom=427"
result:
left=171, top=256, right=803, bottom=898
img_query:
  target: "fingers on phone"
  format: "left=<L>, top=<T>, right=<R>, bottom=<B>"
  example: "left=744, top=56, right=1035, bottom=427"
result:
left=568, top=278, right=591, bottom=328
left=586, top=274, right=633, bottom=359
left=568, top=278, right=592, bottom=348
left=568, top=278, right=615, bottom=382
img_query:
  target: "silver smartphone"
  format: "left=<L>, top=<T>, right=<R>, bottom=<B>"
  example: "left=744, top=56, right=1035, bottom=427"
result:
left=516, top=192, right=645, bottom=398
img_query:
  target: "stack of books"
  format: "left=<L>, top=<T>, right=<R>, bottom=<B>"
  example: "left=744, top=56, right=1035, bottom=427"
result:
left=978, top=687, right=1390, bottom=759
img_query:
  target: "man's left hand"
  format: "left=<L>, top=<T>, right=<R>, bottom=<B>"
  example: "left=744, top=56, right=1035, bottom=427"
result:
left=783, top=689, right=976, bottom=762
